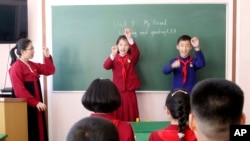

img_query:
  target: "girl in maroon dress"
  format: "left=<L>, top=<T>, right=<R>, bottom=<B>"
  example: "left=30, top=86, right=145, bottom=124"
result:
left=148, top=89, right=197, bottom=141
left=82, top=78, right=135, bottom=141
left=103, top=28, right=141, bottom=121
left=9, top=38, right=55, bottom=141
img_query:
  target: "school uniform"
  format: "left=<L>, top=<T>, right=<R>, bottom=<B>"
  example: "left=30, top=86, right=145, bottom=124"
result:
left=103, top=42, right=140, bottom=121
left=91, top=113, right=135, bottom=141
left=163, top=51, right=205, bottom=93
left=148, top=125, right=197, bottom=141
left=9, top=57, right=55, bottom=141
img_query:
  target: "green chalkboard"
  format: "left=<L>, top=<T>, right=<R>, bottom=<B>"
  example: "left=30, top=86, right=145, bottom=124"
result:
left=52, top=4, right=226, bottom=91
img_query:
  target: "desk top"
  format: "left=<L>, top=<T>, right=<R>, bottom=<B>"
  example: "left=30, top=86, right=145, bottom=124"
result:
left=130, top=121, right=170, bottom=133
left=135, top=133, right=150, bottom=141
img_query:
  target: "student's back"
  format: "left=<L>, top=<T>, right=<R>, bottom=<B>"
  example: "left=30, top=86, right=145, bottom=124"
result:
left=149, top=127, right=196, bottom=141
left=66, top=117, right=119, bottom=141
left=82, top=78, right=135, bottom=141
left=189, top=78, right=245, bottom=141
left=148, top=89, right=196, bottom=141
left=90, top=113, right=134, bottom=141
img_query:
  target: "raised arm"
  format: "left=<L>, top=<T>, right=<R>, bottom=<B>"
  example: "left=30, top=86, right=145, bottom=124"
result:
left=36, top=47, right=55, bottom=75
left=103, top=45, right=118, bottom=69
left=191, top=37, right=206, bottom=69
left=125, top=28, right=140, bottom=64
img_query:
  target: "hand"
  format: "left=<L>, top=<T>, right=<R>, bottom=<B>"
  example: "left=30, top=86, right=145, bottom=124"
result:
left=36, top=102, right=47, bottom=111
left=111, top=45, right=118, bottom=57
left=43, top=47, right=51, bottom=57
left=124, top=28, right=132, bottom=40
left=171, top=60, right=181, bottom=69
left=191, top=37, right=200, bottom=48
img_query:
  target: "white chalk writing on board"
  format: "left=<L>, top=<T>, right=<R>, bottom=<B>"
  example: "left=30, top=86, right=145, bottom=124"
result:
left=113, top=19, right=177, bottom=37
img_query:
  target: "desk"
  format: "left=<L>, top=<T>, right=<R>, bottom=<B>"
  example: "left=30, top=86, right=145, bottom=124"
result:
left=130, top=121, right=170, bottom=141
left=0, top=134, right=7, bottom=141
left=0, top=98, right=28, bottom=141
left=135, top=133, right=150, bottom=141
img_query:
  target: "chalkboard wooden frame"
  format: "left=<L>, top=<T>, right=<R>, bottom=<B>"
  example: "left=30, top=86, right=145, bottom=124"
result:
left=52, top=4, right=226, bottom=91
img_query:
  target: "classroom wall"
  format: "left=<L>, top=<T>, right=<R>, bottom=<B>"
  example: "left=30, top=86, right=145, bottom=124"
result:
left=1, top=0, right=250, bottom=141
left=0, top=44, right=12, bottom=89
left=237, top=0, right=250, bottom=125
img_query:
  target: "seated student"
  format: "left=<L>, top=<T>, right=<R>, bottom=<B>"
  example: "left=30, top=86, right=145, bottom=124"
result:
left=66, top=116, right=119, bottom=141
left=82, top=78, right=135, bottom=141
left=189, top=78, right=246, bottom=141
left=148, top=89, right=197, bottom=141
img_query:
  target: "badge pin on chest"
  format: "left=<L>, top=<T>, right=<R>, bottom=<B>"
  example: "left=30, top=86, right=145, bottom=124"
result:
left=127, top=59, right=131, bottom=63
left=190, top=62, right=193, bottom=67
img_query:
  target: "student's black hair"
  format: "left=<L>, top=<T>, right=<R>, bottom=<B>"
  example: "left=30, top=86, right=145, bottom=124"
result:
left=116, top=35, right=131, bottom=54
left=177, top=35, right=191, bottom=45
left=66, top=116, right=119, bottom=141
left=191, top=78, right=244, bottom=126
left=9, top=38, right=32, bottom=66
left=82, top=78, right=121, bottom=113
left=166, top=88, right=190, bottom=141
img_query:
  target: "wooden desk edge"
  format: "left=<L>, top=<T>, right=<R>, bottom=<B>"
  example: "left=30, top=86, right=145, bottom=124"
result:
left=0, top=98, right=27, bottom=102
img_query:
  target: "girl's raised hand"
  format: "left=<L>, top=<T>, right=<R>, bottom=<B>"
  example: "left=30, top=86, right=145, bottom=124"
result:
left=124, top=28, right=132, bottom=40
left=111, top=45, right=118, bottom=56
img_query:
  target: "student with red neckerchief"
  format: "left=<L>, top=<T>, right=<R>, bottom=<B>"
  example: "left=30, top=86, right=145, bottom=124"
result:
left=163, top=35, right=205, bottom=93
left=103, top=28, right=141, bottom=122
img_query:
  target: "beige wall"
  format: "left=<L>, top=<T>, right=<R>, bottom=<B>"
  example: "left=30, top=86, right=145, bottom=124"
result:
left=0, top=44, right=12, bottom=89
left=1, top=0, right=250, bottom=141
left=238, top=0, right=250, bottom=124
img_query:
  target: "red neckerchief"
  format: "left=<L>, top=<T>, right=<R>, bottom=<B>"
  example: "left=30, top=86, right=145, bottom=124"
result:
left=117, top=55, right=130, bottom=81
left=178, top=56, right=193, bottom=84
